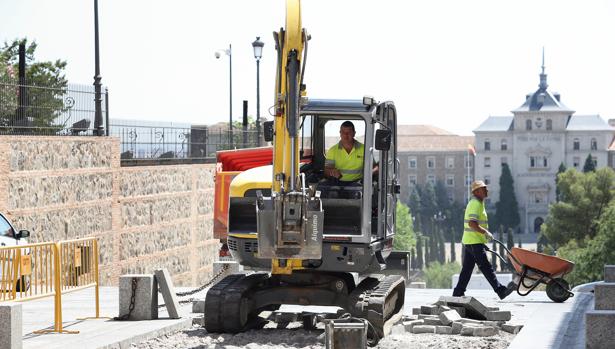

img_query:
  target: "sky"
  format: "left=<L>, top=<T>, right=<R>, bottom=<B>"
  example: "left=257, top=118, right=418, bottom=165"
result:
left=1, top=0, right=614, bottom=135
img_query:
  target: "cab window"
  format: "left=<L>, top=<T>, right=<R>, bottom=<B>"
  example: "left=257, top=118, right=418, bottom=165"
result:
left=323, top=119, right=365, bottom=153
left=0, top=215, right=15, bottom=238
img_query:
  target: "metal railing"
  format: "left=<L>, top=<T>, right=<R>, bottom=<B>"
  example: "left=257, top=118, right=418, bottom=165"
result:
left=0, top=77, right=108, bottom=136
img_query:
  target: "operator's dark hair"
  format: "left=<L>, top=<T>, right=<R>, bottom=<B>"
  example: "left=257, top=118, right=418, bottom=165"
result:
left=340, top=120, right=355, bottom=132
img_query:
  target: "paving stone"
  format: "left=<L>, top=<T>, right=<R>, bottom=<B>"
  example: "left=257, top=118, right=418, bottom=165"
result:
left=155, top=268, right=181, bottom=319
left=412, top=307, right=421, bottom=315
left=473, top=326, right=498, bottom=337
left=460, top=325, right=478, bottom=336
left=412, top=325, right=436, bottom=334
left=436, top=325, right=453, bottom=335
left=0, top=303, right=22, bottom=349
left=450, top=306, right=466, bottom=318
left=119, top=274, right=158, bottom=320
left=418, top=314, right=439, bottom=320
left=501, top=323, right=524, bottom=334
left=438, top=296, right=489, bottom=320
left=482, top=320, right=499, bottom=327
left=409, top=281, right=426, bottom=289
left=586, top=310, right=615, bottom=349
left=594, top=283, right=615, bottom=310
left=439, top=310, right=462, bottom=325
left=485, top=310, right=511, bottom=321
left=421, top=305, right=438, bottom=315
left=423, top=318, right=442, bottom=326
left=192, top=300, right=204, bottom=313
left=451, top=322, right=463, bottom=334
left=459, top=318, right=483, bottom=325
left=402, top=319, right=424, bottom=332
left=391, top=324, right=406, bottom=335
left=605, top=265, right=615, bottom=283
left=486, top=306, right=499, bottom=311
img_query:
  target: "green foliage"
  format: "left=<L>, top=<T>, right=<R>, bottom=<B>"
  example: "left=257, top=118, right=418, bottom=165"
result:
left=408, top=188, right=421, bottom=231
left=542, top=168, right=615, bottom=246
left=495, top=163, right=520, bottom=231
left=583, top=153, right=596, bottom=173
left=424, top=261, right=461, bottom=289
left=416, top=235, right=424, bottom=269
left=556, top=162, right=567, bottom=201
left=394, top=202, right=416, bottom=251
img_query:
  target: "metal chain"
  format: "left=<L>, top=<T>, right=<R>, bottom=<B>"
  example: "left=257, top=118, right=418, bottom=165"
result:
left=158, top=264, right=230, bottom=309
left=114, top=277, right=138, bottom=321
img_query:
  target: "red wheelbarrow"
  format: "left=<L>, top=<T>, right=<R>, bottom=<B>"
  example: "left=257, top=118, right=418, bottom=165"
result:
left=487, top=239, right=575, bottom=303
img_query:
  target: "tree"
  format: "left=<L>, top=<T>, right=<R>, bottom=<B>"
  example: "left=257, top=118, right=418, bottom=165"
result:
left=517, top=237, right=522, bottom=248
left=420, top=184, right=438, bottom=236
left=583, top=154, right=596, bottom=173
left=410, top=248, right=417, bottom=269
left=495, top=163, right=520, bottom=231
left=556, top=162, right=567, bottom=201
left=0, top=38, right=68, bottom=129
left=408, top=188, right=421, bottom=231
left=416, top=235, right=424, bottom=269
left=542, top=168, right=615, bottom=246
left=424, top=261, right=461, bottom=289
left=437, top=229, right=446, bottom=264
left=394, top=202, right=416, bottom=251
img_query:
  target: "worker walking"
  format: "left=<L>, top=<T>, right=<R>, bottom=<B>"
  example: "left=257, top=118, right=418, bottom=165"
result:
left=452, top=180, right=515, bottom=299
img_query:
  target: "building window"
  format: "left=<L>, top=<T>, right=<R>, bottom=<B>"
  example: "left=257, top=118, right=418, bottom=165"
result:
left=427, top=175, right=436, bottom=186
left=426, top=156, right=435, bottom=169
left=484, top=157, right=491, bottom=168
left=531, top=192, right=547, bottom=204
left=484, top=175, right=491, bottom=185
left=408, top=175, right=417, bottom=187
left=546, top=119, right=552, bottom=130
left=573, top=138, right=580, bottom=150
left=501, top=139, right=507, bottom=151
left=591, top=138, right=597, bottom=150
left=484, top=139, right=491, bottom=151
left=501, top=157, right=508, bottom=165
left=446, top=174, right=454, bottom=187
left=447, top=191, right=454, bottom=203
left=573, top=156, right=580, bottom=168
left=526, top=119, right=532, bottom=130
left=408, top=157, right=417, bottom=169
left=446, top=157, right=455, bottom=169
left=464, top=156, right=473, bottom=168
left=530, top=156, right=548, bottom=168
left=464, top=175, right=472, bottom=187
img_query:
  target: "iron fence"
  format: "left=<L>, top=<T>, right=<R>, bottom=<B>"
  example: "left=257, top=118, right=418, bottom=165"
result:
left=0, top=77, right=107, bottom=136
left=109, top=120, right=262, bottom=165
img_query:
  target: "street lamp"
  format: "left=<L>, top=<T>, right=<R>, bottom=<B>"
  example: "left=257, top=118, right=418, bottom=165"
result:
left=93, top=0, right=104, bottom=136
left=251, top=36, right=264, bottom=146
left=215, top=44, right=232, bottom=148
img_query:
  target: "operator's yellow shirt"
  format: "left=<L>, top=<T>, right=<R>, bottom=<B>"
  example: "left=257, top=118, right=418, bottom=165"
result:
left=325, top=140, right=364, bottom=182
left=462, top=196, right=489, bottom=245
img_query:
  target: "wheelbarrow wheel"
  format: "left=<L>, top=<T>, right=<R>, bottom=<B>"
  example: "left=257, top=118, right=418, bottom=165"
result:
left=546, top=278, right=570, bottom=303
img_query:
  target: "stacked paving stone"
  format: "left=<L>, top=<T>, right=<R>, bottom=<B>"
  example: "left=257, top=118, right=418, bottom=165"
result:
left=391, top=296, right=522, bottom=337
left=586, top=265, right=615, bottom=349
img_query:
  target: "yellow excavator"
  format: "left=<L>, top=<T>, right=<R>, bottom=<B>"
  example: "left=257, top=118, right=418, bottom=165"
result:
left=205, top=0, right=405, bottom=340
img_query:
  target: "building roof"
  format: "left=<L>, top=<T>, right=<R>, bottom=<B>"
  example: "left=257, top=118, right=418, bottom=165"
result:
left=512, top=60, right=574, bottom=113
left=473, top=116, right=513, bottom=132
left=397, top=124, right=454, bottom=136
left=398, top=135, right=475, bottom=152
left=566, top=115, right=615, bottom=131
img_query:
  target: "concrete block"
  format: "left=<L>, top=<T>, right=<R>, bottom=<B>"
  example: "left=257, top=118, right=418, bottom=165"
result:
left=486, top=306, right=499, bottom=311
left=409, top=281, right=426, bottom=289
left=192, top=315, right=204, bottom=326
left=119, top=274, right=158, bottom=320
left=485, top=310, right=511, bottom=321
left=155, top=268, right=181, bottom=319
left=451, top=322, right=463, bottom=334
left=402, top=319, right=424, bottom=332
left=460, top=325, right=477, bottom=336
left=423, top=318, right=442, bottom=326
left=418, top=314, right=439, bottom=320
left=586, top=310, right=615, bottom=349
left=412, top=307, right=421, bottom=315
left=439, top=310, right=462, bottom=325
left=450, top=306, right=466, bottom=318
left=594, top=283, right=615, bottom=310
left=438, top=296, right=489, bottom=320
left=192, top=299, right=204, bottom=313
left=452, top=273, right=512, bottom=290
left=605, top=265, right=615, bottom=282
left=473, top=326, right=498, bottom=337
left=0, top=303, right=22, bottom=349
left=436, top=325, right=453, bottom=335
left=412, top=325, right=436, bottom=334
left=421, top=305, right=438, bottom=315
left=501, top=323, right=523, bottom=334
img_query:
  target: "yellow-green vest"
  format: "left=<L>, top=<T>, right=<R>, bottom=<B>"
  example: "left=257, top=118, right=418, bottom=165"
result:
left=462, top=196, right=489, bottom=244
left=325, top=140, right=364, bottom=181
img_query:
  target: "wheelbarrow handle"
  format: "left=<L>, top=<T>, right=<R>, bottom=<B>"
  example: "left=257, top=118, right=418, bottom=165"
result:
left=488, top=238, right=524, bottom=269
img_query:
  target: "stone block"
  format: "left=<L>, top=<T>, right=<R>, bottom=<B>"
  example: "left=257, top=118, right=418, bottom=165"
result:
left=460, top=325, right=477, bottom=336
left=594, top=283, right=615, bottom=310
left=501, top=323, right=523, bottom=334
left=421, top=305, right=438, bottom=315
left=412, top=325, right=436, bottom=334
left=213, top=261, right=240, bottom=275
left=192, top=300, right=205, bottom=313
left=418, top=314, right=439, bottom=320
left=402, top=319, right=424, bottom=332
left=586, top=310, right=615, bottom=349
left=439, top=310, right=462, bottom=325
left=451, top=322, right=463, bottom=334
left=450, top=306, right=466, bottom=318
left=459, top=318, right=484, bottom=325
left=391, top=324, right=406, bottom=335
left=473, top=326, right=498, bottom=337
left=409, top=281, right=426, bottom=289
left=0, top=303, right=22, bottom=349
left=486, top=306, right=499, bottom=311
left=605, top=265, right=615, bottom=282
left=436, top=325, right=453, bottom=335
left=423, top=318, right=442, bottom=326
left=412, top=307, right=421, bottom=315
left=438, top=296, right=489, bottom=320
left=485, top=310, right=511, bottom=321
left=119, top=274, right=158, bottom=320
left=155, top=268, right=181, bottom=319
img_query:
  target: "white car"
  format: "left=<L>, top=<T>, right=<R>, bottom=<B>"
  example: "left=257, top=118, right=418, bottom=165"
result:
left=0, top=213, right=31, bottom=291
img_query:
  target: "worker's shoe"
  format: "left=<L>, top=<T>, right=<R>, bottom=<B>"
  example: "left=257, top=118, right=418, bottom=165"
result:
left=497, top=282, right=516, bottom=300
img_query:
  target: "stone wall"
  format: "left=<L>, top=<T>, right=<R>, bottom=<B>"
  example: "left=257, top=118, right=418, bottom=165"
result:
left=0, top=136, right=218, bottom=286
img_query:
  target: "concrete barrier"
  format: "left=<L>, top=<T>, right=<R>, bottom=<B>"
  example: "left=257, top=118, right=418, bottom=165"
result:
left=119, top=275, right=158, bottom=320
left=0, top=303, right=22, bottom=349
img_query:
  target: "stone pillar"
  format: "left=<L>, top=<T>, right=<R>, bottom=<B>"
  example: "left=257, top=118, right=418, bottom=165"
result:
left=0, top=303, right=22, bottom=349
left=119, top=274, right=158, bottom=320
left=604, top=265, right=615, bottom=282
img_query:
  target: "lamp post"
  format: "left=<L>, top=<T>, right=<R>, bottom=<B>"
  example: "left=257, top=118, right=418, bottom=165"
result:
left=93, top=0, right=104, bottom=136
left=251, top=37, right=264, bottom=146
left=215, top=44, right=233, bottom=148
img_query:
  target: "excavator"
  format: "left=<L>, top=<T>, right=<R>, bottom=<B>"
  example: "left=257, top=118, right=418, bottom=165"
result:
left=205, top=0, right=406, bottom=340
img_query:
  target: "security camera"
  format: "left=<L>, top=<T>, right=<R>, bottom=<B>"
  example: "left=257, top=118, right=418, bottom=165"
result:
left=215, top=52, right=221, bottom=59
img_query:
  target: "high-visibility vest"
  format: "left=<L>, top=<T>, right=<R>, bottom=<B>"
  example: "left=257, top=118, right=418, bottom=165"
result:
left=462, top=196, right=489, bottom=245
left=325, top=140, right=364, bottom=181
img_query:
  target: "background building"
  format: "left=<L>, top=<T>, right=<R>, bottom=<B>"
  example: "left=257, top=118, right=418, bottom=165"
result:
left=474, top=64, right=615, bottom=236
